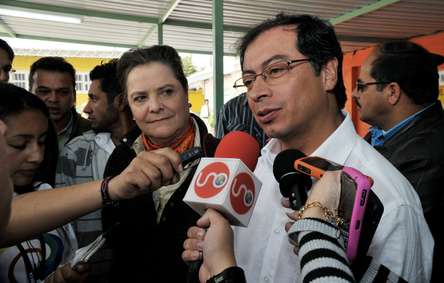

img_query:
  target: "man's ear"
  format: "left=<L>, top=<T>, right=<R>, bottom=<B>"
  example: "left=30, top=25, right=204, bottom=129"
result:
left=322, top=58, right=338, bottom=92
left=114, top=94, right=126, bottom=111
left=385, top=82, right=401, bottom=105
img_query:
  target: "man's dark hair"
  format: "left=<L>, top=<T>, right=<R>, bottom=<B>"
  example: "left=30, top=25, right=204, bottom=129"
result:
left=371, top=40, right=444, bottom=105
left=90, top=59, right=122, bottom=104
left=238, top=13, right=346, bottom=109
left=117, top=45, right=188, bottom=97
left=0, top=83, right=58, bottom=190
left=0, top=39, right=14, bottom=60
left=29, top=56, right=76, bottom=90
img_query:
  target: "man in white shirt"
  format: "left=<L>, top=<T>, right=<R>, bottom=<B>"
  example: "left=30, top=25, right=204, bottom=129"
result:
left=56, top=60, right=136, bottom=282
left=232, top=14, right=433, bottom=283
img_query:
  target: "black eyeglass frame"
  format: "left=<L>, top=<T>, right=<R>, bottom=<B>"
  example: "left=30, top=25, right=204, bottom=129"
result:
left=233, top=58, right=312, bottom=90
left=355, top=81, right=391, bottom=92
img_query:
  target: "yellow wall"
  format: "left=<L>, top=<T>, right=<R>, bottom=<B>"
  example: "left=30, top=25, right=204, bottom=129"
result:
left=12, top=55, right=112, bottom=72
left=12, top=55, right=205, bottom=115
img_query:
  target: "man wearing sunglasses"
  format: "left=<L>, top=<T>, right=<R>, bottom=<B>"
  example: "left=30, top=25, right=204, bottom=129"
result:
left=0, top=39, right=14, bottom=83
left=227, top=14, right=432, bottom=283
left=353, top=40, right=444, bottom=282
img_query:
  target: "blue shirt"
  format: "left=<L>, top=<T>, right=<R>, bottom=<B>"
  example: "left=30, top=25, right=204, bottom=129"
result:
left=370, top=102, right=436, bottom=146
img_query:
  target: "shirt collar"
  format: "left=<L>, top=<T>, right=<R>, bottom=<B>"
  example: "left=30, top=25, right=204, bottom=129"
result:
left=371, top=102, right=436, bottom=146
left=261, top=111, right=356, bottom=165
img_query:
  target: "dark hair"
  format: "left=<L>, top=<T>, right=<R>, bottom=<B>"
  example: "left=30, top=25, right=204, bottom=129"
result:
left=117, top=45, right=188, bottom=97
left=238, top=13, right=346, bottom=109
left=90, top=59, right=122, bottom=104
left=0, top=39, right=14, bottom=61
left=29, top=56, right=76, bottom=90
left=0, top=83, right=58, bottom=192
left=371, top=40, right=444, bottom=105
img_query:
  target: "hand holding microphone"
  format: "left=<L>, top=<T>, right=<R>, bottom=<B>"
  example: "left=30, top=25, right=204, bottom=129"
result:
left=182, top=131, right=260, bottom=282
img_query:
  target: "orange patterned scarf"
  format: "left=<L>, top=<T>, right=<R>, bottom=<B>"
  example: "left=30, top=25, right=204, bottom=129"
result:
left=142, top=119, right=195, bottom=154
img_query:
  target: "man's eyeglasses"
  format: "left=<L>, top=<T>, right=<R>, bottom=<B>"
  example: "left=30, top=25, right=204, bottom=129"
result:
left=233, top=59, right=311, bottom=90
left=355, top=81, right=390, bottom=93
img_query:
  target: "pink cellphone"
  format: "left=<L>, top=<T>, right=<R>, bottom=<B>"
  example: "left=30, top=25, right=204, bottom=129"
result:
left=341, top=166, right=373, bottom=262
left=293, top=157, right=373, bottom=262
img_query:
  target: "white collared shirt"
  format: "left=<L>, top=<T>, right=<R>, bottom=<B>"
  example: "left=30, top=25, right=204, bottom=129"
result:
left=234, top=112, right=433, bottom=283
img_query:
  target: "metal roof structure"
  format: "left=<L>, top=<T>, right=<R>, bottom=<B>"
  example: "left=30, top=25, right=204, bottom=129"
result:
left=0, top=0, right=443, bottom=55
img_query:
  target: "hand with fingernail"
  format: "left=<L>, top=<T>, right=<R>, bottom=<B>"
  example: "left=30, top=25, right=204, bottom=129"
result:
left=182, top=209, right=236, bottom=283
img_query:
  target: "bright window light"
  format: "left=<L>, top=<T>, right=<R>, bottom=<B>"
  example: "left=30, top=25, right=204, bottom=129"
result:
left=0, top=7, right=83, bottom=24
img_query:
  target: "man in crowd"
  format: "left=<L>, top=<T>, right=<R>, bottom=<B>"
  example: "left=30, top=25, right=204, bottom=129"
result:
left=353, top=40, right=444, bottom=282
left=29, top=56, right=90, bottom=152
left=231, top=13, right=432, bottom=283
left=56, top=60, right=136, bottom=282
left=216, top=92, right=267, bottom=148
left=0, top=39, right=14, bottom=82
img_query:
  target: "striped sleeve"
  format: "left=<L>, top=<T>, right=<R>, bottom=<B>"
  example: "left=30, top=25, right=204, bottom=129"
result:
left=288, top=218, right=355, bottom=283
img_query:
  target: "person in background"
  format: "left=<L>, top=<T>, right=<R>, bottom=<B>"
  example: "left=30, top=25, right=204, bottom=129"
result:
left=183, top=171, right=358, bottom=283
left=101, top=45, right=219, bottom=282
left=56, top=59, right=137, bottom=282
left=353, top=40, right=444, bottom=282
left=29, top=57, right=90, bottom=152
left=184, top=13, right=432, bottom=282
left=216, top=92, right=267, bottom=148
left=0, top=39, right=14, bottom=82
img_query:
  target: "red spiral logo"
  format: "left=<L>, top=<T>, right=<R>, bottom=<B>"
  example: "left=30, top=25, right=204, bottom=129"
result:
left=194, top=162, right=230, bottom=198
left=230, top=172, right=255, bottom=214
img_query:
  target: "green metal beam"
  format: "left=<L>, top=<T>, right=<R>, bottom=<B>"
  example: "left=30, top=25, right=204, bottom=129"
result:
left=137, top=25, right=156, bottom=47
left=0, top=32, right=135, bottom=49
left=0, top=0, right=159, bottom=23
left=213, top=0, right=224, bottom=121
left=0, top=32, right=238, bottom=56
left=330, top=0, right=401, bottom=25
left=160, top=0, right=182, bottom=23
left=137, top=0, right=181, bottom=47
left=0, top=18, right=16, bottom=37
left=165, top=19, right=248, bottom=33
left=158, top=23, right=163, bottom=45
left=1, top=0, right=248, bottom=33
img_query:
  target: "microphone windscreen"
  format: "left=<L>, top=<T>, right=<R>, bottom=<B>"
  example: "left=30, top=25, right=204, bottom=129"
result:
left=272, top=149, right=306, bottom=181
left=215, top=131, right=260, bottom=171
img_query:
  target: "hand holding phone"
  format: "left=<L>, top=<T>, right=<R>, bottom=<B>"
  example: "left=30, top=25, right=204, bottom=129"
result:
left=292, top=156, right=374, bottom=262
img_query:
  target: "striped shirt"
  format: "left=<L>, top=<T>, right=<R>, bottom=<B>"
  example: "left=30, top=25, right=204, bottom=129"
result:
left=216, top=93, right=267, bottom=148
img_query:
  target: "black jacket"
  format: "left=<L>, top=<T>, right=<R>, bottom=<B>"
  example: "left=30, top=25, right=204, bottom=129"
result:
left=365, top=101, right=444, bottom=281
left=102, top=115, right=219, bottom=283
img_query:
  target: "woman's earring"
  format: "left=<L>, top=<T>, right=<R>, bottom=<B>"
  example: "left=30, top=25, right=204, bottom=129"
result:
left=188, top=102, right=192, bottom=108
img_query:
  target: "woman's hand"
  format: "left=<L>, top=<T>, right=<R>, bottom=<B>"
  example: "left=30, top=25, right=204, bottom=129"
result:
left=107, top=147, right=183, bottom=200
left=182, top=209, right=236, bottom=283
left=284, top=170, right=342, bottom=230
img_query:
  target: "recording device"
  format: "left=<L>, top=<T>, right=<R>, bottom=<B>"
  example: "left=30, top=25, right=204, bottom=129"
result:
left=183, top=131, right=262, bottom=226
left=273, top=149, right=311, bottom=210
left=180, top=147, right=203, bottom=169
left=183, top=131, right=261, bottom=283
left=291, top=156, right=381, bottom=262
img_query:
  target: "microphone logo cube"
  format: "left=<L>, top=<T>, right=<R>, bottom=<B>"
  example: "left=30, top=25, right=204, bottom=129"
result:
left=194, top=162, right=230, bottom=198
left=183, top=158, right=262, bottom=227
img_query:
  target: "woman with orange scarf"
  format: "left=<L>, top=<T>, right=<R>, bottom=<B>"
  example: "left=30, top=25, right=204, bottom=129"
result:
left=102, top=45, right=219, bottom=283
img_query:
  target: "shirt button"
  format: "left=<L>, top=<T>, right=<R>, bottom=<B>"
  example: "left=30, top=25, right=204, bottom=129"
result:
left=263, top=276, right=269, bottom=282
left=274, top=228, right=280, bottom=234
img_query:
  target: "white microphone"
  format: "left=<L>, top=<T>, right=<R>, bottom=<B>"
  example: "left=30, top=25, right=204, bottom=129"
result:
left=183, top=131, right=262, bottom=227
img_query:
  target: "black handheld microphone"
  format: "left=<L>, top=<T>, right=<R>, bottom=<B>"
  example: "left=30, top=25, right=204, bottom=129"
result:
left=273, top=149, right=312, bottom=210
left=180, top=147, right=203, bottom=169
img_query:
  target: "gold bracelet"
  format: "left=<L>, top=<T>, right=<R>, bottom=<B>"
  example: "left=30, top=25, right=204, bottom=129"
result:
left=297, top=201, right=344, bottom=226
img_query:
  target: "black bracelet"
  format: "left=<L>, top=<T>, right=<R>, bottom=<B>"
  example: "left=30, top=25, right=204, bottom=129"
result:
left=206, top=266, right=246, bottom=283
left=100, top=176, right=118, bottom=207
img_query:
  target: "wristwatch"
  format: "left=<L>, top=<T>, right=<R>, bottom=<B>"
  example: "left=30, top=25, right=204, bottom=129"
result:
left=206, top=266, right=246, bottom=283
